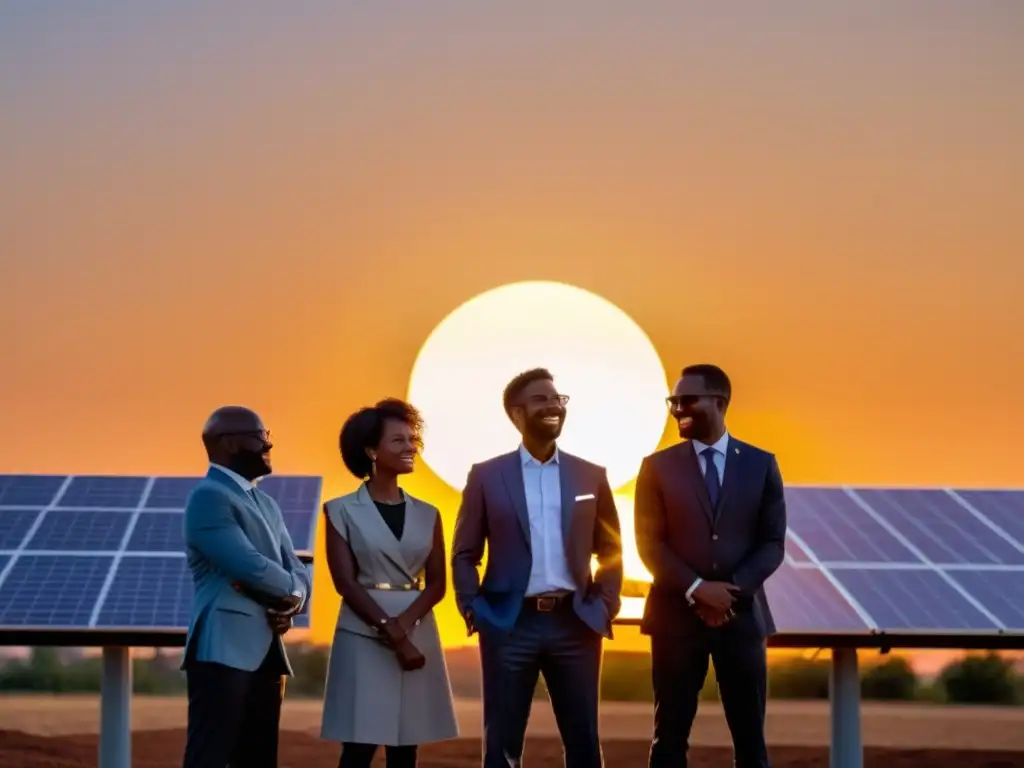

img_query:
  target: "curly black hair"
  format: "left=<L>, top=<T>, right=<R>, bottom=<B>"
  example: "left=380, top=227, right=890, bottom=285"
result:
left=338, top=398, right=425, bottom=479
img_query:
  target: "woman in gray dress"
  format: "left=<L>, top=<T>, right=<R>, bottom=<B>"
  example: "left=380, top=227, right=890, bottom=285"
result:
left=320, top=398, right=458, bottom=768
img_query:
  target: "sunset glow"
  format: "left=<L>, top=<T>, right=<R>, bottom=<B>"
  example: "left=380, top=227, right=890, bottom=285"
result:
left=1, top=5, right=1020, bottom=654
left=407, top=281, right=669, bottom=491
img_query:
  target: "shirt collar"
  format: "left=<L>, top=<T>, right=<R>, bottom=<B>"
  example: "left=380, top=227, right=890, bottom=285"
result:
left=519, top=443, right=559, bottom=467
left=209, top=463, right=255, bottom=491
left=692, top=431, right=730, bottom=457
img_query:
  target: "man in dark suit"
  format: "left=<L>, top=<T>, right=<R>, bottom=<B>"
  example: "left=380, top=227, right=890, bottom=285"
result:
left=452, top=368, right=623, bottom=768
left=634, top=364, right=786, bottom=768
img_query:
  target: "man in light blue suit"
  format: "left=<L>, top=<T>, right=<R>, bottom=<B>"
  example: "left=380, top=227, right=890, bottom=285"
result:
left=181, top=406, right=311, bottom=768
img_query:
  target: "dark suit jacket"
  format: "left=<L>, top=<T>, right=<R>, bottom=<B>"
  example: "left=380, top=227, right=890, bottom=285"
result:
left=634, top=437, right=786, bottom=638
left=451, top=449, right=623, bottom=638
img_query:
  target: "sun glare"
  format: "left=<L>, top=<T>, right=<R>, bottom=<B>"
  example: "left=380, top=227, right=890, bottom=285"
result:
left=407, top=281, right=669, bottom=572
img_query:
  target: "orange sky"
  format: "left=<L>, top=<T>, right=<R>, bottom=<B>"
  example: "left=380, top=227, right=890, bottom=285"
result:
left=1, top=4, right=1022, bottom=650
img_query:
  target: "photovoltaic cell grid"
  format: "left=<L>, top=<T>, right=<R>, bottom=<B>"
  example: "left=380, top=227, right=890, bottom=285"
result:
left=779, top=486, right=1024, bottom=634
left=0, top=474, right=322, bottom=632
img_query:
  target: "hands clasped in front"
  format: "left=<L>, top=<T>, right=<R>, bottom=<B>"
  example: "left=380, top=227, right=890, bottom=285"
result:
left=231, top=583, right=302, bottom=635
left=377, top=616, right=427, bottom=671
left=691, top=581, right=740, bottom=628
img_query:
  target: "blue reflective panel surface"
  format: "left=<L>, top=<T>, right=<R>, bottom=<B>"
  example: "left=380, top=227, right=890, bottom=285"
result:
left=59, top=476, right=148, bottom=508
left=785, top=488, right=919, bottom=563
left=953, top=491, right=1024, bottom=550
left=95, top=556, right=192, bottom=628
left=831, top=568, right=998, bottom=631
left=0, top=475, right=66, bottom=506
left=282, top=511, right=315, bottom=552
left=258, top=477, right=321, bottom=511
left=0, top=508, right=43, bottom=549
left=145, top=477, right=203, bottom=509
left=0, top=555, right=111, bottom=627
left=948, top=570, right=1024, bottom=631
left=784, top=535, right=813, bottom=563
left=25, top=510, right=131, bottom=551
left=127, top=512, right=184, bottom=552
left=764, top=564, right=867, bottom=632
left=854, top=489, right=1024, bottom=566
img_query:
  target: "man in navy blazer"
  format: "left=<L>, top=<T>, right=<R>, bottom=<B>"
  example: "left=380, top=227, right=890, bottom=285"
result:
left=452, top=368, right=623, bottom=768
left=635, top=364, right=787, bottom=768
left=181, top=406, right=311, bottom=768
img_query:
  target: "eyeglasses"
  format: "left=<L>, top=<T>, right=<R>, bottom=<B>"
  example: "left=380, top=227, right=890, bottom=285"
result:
left=518, top=394, right=570, bottom=408
left=216, top=429, right=272, bottom=445
left=665, top=395, right=699, bottom=408
left=665, top=395, right=727, bottom=408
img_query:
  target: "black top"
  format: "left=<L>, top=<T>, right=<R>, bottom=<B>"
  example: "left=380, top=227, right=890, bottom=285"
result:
left=372, top=498, right=406, bottom=541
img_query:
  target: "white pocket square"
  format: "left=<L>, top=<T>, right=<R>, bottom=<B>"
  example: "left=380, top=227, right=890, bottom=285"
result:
left=574, top=493, right=595, bottom=502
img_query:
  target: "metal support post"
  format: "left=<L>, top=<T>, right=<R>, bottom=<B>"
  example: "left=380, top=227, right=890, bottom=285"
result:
left=829, top=646, right=863, bottom=768
left=99, top=646, right=132, bottom=768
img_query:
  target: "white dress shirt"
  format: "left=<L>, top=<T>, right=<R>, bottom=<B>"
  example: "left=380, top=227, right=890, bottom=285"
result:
left=519, top=444, right=576, bottom=596
left=684, top=431, right=730, bottom=602
left=209, top=463, right=306, bottom=606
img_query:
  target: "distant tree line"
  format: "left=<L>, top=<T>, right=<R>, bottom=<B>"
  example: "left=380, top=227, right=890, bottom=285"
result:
left=0, top=646, right=1021, bottom=706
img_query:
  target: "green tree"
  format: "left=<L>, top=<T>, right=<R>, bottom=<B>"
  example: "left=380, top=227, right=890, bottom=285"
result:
left=939, top=652, right=1019, bottom=705
left=860, top=657, right=917, bottom=701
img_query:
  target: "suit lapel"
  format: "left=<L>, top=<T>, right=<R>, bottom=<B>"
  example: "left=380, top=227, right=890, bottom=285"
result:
left=680, top=443, right=715, bottom=526
left=500, top=453, right=532, bottom=546
left=352, top=484, right=412, bottom=577
left=208, top=468, right=277, bottom=541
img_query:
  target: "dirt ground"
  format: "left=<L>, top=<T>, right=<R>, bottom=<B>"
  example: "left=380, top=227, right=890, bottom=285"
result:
left=0, top=696, right=1022, bottom=766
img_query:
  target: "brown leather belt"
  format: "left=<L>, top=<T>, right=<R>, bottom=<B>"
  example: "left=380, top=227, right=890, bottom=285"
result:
left=523, top=592, right=573, bottom=612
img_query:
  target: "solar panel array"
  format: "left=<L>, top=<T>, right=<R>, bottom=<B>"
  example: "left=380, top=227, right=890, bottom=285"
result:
left=764, top=487, right=1024, bottom=634
left=614, top=486, right=1024, bottom=636
left=0, top=474, right=321, bottom=634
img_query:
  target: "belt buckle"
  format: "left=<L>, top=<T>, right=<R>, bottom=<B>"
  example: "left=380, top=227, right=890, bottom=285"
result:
left=536, top=596, right=556, bottom=612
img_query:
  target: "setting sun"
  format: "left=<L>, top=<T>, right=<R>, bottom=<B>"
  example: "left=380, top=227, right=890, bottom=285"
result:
left=406, top=280, right=670, bottom=492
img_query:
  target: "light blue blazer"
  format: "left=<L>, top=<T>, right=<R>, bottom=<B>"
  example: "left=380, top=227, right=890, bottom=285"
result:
left=182, top=467, right=311, bottom=673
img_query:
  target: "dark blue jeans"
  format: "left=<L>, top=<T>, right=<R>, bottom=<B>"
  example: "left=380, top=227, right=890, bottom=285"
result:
left=478, top=602, right=603, bottom=768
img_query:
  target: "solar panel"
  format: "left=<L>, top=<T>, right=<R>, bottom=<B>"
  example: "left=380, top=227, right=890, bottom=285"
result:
left=947, top=570, right=1024, bottom=630
left=25, top=510, right=132, bottom=552
left=763, top=563, right=868, bottom=632
left=0, top=473, right=322, bottom=636
left=145, top=477, right=202, bottom=509
left=95, top=556, right=193, bottom=629
left=617, top=485, right=1024, bottom=637
left=786, top=488, right=918, bottom=563
left=852, top=489, right=1024, bottom=566
left=126, top=512, right=184, bottom=553
left=0, top=508, right=44, bottom=549
left=59, top=476, right=148, bottom=509
left=0, top=475, right=66, bottom=506
left=0, top=554, right=112, bottom=627
left=828, top=568, right=998, bottom=631
left=773, top=486, right=1024, bottom=635
left=954, top=490, right=1024, bottom=544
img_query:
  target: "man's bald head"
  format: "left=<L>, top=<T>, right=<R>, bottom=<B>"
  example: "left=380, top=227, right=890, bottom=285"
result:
left=202, top=406, right=264, bottom=443
left=201, top=406, right=273, bottom=480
